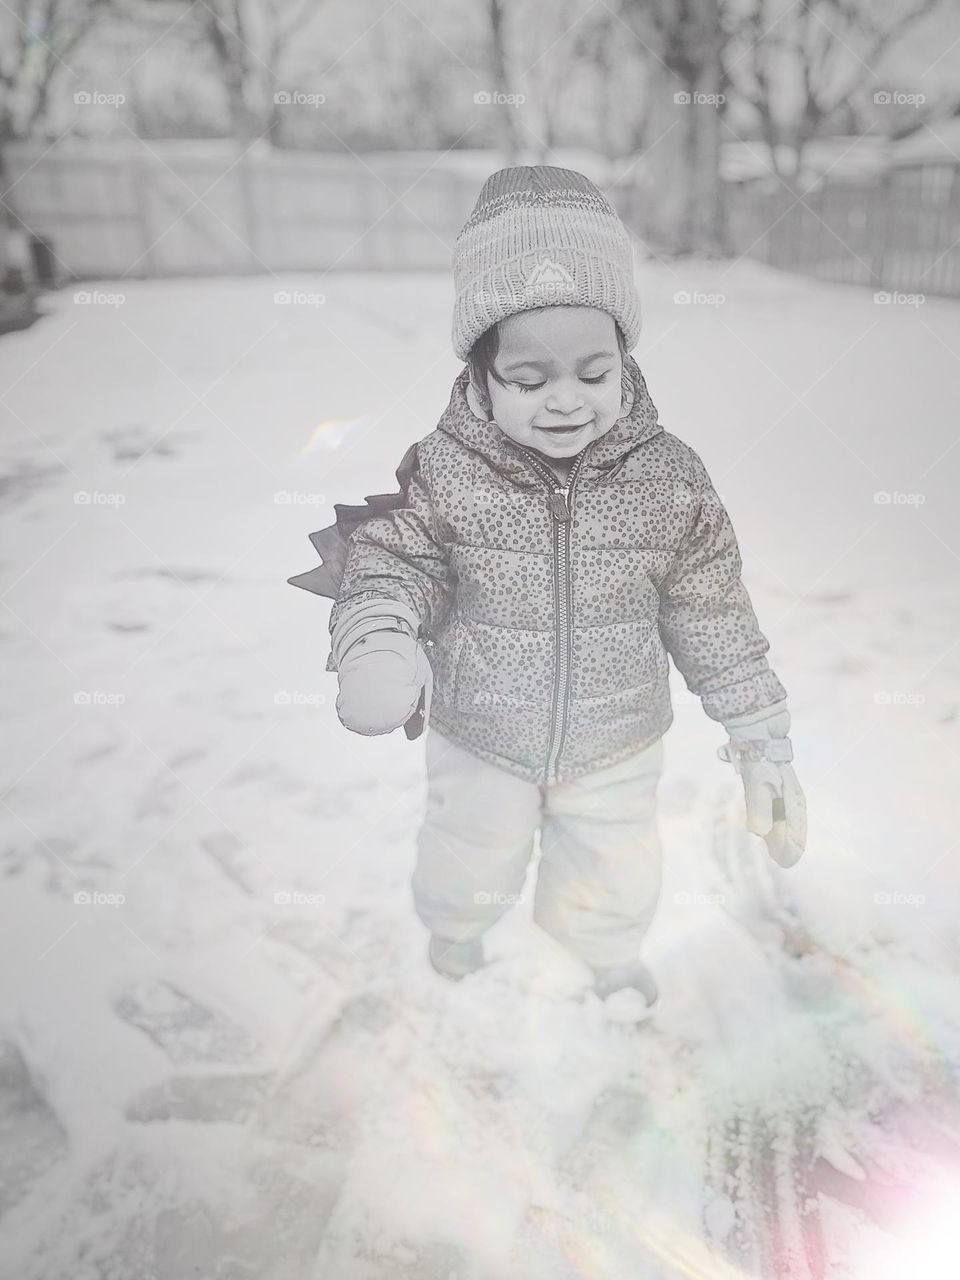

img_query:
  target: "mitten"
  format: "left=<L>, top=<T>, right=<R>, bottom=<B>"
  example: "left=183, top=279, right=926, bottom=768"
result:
left=332, top=600, right=432, bottom=737
left=718, top=700, right=807, bottom=868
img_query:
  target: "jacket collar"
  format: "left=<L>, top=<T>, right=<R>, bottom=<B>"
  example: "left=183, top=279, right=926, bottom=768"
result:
left=437, top=353, right=663, bottom=484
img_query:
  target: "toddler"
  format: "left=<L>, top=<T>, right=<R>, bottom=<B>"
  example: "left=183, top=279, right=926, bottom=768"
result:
left=321, top=166, right=806, bottom=1020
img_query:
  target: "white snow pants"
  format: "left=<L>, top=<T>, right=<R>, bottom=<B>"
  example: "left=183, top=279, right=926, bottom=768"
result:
left=412, top=726, right=665, bottom=971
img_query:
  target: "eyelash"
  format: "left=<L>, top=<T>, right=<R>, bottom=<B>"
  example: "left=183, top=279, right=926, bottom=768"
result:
left=514, top=372, right=610, bottom=394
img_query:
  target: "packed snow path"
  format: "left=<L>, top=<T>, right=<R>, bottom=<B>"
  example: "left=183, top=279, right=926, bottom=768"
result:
left=1, top=263, right=959, bottom=1279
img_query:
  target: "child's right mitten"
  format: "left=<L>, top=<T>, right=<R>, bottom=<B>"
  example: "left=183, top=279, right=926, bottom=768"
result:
left=332, top=601, right=432, bottom=737
left=718, top=701, right=807, bottom=868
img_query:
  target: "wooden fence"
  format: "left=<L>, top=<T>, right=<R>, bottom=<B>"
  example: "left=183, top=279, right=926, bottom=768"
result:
left=5, top=141, right=960, bottom=299
left=3, top=142, right=487, bottom=279
left=721, top=162, right=960, bottom=298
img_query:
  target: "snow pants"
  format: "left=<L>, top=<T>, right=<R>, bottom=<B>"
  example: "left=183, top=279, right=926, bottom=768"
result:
left=412, top=725, right=665, bottom=971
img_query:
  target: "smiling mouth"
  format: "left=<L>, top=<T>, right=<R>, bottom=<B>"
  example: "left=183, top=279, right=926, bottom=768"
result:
left=537, top=421, right=592, bottom=434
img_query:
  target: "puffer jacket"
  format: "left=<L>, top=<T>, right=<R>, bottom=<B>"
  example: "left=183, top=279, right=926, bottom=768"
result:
left=328, top=354, right=786, bottom=785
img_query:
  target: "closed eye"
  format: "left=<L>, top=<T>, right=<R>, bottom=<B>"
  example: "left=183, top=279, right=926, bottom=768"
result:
left=514, top=371, right=612, bottom=394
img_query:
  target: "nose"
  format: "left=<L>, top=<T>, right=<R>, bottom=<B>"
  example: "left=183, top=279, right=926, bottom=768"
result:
left=545, top=379, right=584, bottom=415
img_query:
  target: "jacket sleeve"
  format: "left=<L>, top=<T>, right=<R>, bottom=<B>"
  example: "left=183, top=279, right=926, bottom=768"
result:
left=658, top=449, right=787, bottom=723
left=328, top=443, right=452, bottom=652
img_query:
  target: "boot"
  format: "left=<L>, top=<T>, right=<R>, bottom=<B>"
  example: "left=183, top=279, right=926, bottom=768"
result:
left=428, top=934, right=485, bottom=982
left=591, top=958, right=660, bottom=1023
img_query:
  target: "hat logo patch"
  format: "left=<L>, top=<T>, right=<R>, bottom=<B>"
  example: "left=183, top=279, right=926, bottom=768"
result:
left=523, top=257, right=576, bottom=301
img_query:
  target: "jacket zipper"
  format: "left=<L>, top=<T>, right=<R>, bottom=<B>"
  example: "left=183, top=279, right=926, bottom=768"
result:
left=516, top=443, right=593, bottom=785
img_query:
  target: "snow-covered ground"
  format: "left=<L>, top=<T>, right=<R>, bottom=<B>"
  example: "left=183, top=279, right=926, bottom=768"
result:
left=1, top=259, right=959, bottom=1279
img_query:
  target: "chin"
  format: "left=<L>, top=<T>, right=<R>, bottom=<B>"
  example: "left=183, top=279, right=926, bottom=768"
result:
left=534, top=440, right=583, bottom=458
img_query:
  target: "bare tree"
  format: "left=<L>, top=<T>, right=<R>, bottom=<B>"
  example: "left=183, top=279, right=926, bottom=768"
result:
left=0, top=0, right=113, bottom=262
left=721, top=0, right=943, bottom=190
left=517, top=0, right=642, bottom=166
left=486, top=0, right=522, bottom=162
left=0, top=0, right=113, bottom=144
left=199, top=0, right=330, bottom=144
left=620, top=0, right=728, bottom=256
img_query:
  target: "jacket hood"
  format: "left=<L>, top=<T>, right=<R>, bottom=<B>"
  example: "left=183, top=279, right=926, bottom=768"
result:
left=438, top=353, right=663, bottom=484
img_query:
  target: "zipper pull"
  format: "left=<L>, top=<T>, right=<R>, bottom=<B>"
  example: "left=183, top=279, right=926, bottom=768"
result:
left=547, top=488, right=571, bottom=521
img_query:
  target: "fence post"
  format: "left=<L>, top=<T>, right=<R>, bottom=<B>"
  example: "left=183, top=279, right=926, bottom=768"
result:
left=870, top=170, right=889, bottom=290
left=131, top=152, right=159, bottom=277
left=946, top=165, right=960, bottom=294
left=237, top=146, right=262, bottom=273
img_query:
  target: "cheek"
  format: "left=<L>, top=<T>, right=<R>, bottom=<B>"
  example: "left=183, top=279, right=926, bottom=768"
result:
left=491, top=392, right=537, bottom=432
left=592, top=378, right=623, bottom=421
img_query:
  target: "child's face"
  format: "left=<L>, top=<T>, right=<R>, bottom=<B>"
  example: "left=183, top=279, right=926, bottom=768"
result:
left=484, top=307, right=625, bottom=461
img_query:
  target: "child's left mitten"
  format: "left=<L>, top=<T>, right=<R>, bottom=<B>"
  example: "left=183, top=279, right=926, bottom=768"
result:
left=718, top=701, right=807, bottom=868
left=332, top=601, right=432, bottom=737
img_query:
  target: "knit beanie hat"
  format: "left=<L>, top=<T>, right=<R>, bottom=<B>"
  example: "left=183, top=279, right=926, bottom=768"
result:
left=451, top=165, right=642, bottom=362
